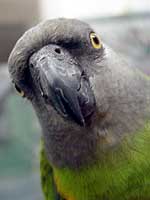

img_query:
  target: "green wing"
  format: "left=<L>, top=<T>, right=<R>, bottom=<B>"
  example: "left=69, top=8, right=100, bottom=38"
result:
left=40, top=139, right=64, bottom=200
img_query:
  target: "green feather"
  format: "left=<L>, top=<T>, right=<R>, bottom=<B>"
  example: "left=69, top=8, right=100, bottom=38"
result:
left=40, top=122, right=150, bottom=200
left=40, top=140, right=61, bottom=200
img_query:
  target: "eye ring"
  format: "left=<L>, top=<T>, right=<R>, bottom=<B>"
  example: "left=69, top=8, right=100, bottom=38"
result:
left=14, top=84, right=25, bottom=97
left=90, top=32, right=102, bottom=49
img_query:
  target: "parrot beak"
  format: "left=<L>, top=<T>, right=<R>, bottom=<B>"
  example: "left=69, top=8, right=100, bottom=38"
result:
left=31, top=49, right=96, bottom=126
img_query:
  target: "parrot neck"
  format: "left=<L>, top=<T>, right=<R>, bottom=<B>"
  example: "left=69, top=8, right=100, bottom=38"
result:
left=41, top=121, right=150, bottom=200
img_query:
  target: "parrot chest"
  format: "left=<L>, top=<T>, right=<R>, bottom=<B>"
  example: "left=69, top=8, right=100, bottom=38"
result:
left=41, top=121, right=150, bottom=200
left=53, top=164, right=109, bottom=200
left=53, top=157, right=150, bottom=200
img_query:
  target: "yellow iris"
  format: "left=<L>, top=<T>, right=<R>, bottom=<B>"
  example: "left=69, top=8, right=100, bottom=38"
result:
left=90, top=32, right=102, bottom=49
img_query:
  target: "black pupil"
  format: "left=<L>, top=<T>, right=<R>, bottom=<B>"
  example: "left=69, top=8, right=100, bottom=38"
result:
left=93, top=36, right=99, bottom=45
left=55, top=48, right=61, bottom=54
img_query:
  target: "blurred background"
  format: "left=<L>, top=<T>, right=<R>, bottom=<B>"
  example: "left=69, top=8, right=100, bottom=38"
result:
left=0, top=0, right=150, bottom=199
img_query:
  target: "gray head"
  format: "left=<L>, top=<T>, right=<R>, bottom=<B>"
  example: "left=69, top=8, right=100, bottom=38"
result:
left=8, top=18, right=150, bottom=168
left=8, top=18, right=104, bottom=125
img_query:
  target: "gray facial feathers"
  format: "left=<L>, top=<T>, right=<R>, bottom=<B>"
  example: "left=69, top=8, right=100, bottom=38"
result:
left=8, top=18, right=150, bottom=168
left=8, top=18, right=93, bottom=86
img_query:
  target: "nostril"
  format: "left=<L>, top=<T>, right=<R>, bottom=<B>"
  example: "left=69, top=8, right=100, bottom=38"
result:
left=55, top=48, right=61, bottom=54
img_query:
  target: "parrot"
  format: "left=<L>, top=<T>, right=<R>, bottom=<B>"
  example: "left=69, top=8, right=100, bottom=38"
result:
left=8, top=18, right=150, bottom=200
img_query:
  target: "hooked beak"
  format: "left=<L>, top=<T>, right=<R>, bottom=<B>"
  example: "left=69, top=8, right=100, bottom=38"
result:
left=30, top=46, right=96, bottom=126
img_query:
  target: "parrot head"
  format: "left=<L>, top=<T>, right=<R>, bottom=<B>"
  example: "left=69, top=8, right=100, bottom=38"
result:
left=8, top=18, right=106, bottom=127
left=8, top=18, right=149, bottom=167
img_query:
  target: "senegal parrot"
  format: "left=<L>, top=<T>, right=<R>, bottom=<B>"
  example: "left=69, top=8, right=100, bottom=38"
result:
left=8, top=18, right=150, bottom=200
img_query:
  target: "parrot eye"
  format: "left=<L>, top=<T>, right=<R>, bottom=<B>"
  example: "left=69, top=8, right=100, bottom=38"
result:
left=90, top=32, right=102, bottom=49
left=14, top=84, right=25, bottom=97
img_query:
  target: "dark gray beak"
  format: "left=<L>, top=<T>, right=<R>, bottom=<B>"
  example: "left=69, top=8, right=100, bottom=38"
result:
left=29, top=45, right=96, bottom=126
